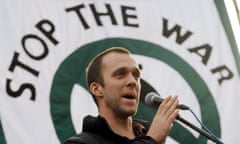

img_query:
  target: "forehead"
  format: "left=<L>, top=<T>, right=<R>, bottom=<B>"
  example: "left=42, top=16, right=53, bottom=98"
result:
left=102, top=52, right=138, bottom=70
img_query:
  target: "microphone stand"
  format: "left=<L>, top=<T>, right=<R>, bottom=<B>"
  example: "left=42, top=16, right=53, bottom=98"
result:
left=176, top=115, right=221, bottom=143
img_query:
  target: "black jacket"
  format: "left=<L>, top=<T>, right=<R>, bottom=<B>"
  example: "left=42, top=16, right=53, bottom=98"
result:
left=64, top=115, right=158, bottom=144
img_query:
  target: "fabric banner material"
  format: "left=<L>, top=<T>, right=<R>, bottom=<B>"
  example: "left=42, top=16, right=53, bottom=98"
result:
left=0, top=0, right=239, bottom=143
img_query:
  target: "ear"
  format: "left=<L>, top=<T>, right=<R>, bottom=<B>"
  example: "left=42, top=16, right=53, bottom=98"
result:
left=89, top=82, right=103, bottom=98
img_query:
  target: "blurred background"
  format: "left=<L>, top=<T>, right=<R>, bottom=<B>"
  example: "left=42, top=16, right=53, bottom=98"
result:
left=1, top=0, right=240, bottom=144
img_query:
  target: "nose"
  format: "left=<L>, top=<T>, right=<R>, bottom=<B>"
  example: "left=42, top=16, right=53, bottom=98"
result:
left=126, top=73, right=138, bottom=88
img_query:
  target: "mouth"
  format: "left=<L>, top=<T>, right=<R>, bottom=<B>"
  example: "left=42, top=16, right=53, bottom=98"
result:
left=123, top=95, right=136, bottom=100
left=122, top=92, right=138, bottom=101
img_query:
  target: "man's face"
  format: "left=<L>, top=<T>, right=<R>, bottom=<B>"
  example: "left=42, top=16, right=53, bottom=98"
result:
left=99, top=52, right=141, bottom=118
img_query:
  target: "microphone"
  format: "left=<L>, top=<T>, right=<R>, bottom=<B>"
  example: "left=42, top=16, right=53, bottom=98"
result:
left=144, top=92, right=189, bottom=110
left=144, top=93, right=223, bottom=143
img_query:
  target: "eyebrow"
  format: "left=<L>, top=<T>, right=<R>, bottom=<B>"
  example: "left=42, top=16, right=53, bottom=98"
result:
left=112, top=66, right=141, bottom=74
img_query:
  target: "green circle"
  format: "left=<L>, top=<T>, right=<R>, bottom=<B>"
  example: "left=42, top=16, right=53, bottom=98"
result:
left=50, top=37, right=221, bottom=143
left=0, top=119, right=6, bottom=144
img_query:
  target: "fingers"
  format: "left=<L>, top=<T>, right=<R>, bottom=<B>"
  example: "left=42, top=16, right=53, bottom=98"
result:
left=157, top=95, right=179, bottom=120
left=166, top=96, right=179, bottom=121
left=147, top=95, right=180, bottom=143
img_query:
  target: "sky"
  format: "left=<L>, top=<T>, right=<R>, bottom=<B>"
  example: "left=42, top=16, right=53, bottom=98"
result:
left=224, top=0, right=240, bottom=53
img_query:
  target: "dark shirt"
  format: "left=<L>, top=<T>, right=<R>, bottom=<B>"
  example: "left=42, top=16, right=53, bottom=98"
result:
left=64, top=115, right=158, bottom=144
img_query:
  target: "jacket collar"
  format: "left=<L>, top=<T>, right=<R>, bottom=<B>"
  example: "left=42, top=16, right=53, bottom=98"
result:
left=82, top=115, right=149, bottom=140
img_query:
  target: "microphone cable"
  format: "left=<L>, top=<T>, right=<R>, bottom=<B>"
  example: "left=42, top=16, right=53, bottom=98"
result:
left=187, top=108, right=224, bottom=144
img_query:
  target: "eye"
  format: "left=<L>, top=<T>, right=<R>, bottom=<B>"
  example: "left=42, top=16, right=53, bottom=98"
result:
left=116, top=70, right=126, bottom=78
left=133, top=70, right=141, bottom=80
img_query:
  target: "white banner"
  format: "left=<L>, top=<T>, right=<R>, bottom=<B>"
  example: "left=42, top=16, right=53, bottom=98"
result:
left=0, top=0, right=239, bottom=144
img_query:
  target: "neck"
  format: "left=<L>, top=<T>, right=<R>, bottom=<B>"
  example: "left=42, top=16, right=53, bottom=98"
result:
left=99, top=111, right=135, bottom=139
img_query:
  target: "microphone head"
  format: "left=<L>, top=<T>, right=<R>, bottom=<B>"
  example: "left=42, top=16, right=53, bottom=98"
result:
left=145, top=92, right=190, bottom=110
left=145, top=92, right=160, bottom=105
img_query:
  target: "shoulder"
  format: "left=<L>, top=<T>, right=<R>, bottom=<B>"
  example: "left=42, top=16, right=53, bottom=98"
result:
left=63, top=132, right=100, bottom=144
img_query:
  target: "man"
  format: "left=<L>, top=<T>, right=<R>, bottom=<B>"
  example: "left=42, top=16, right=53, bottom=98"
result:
left=64, top=47, right=179, bottom=144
